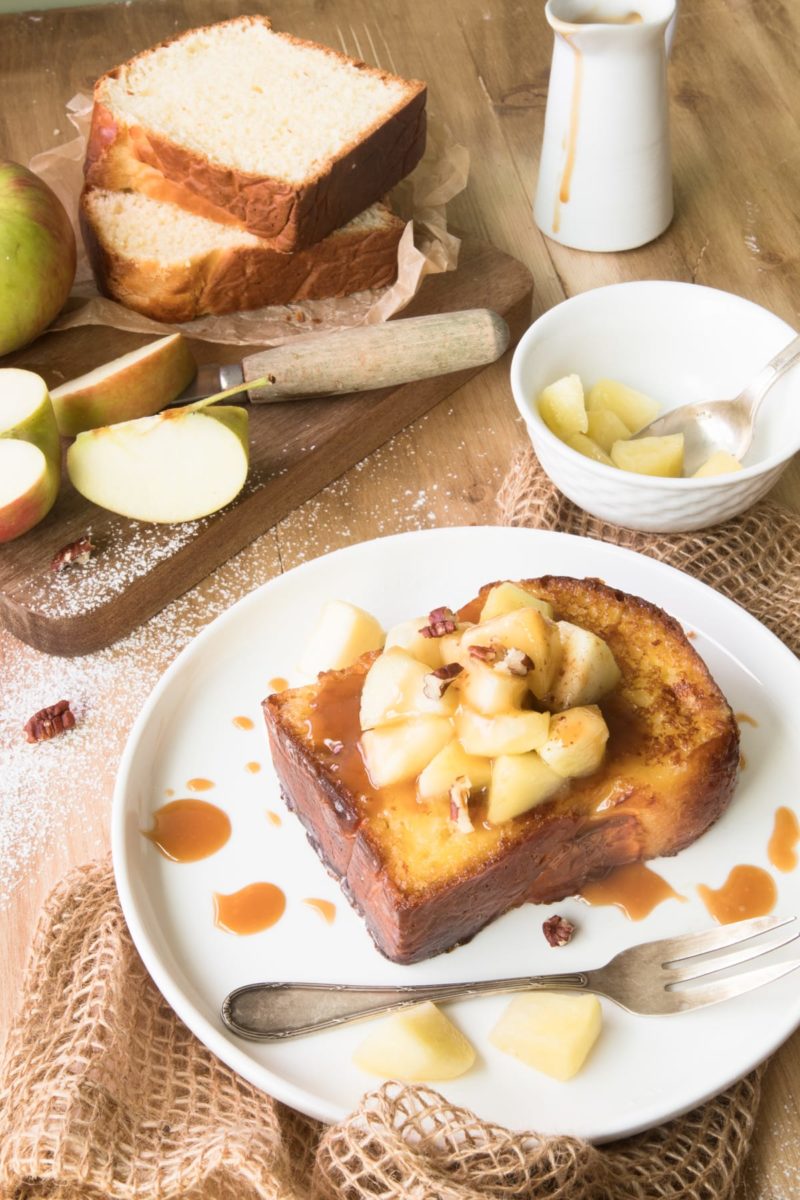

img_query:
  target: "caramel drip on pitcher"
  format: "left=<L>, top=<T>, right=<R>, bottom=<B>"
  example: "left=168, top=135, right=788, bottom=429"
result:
left=768, top=807, right=800, bottom=873
left=697, top=865, right=777, bottom=924
left=143, top=798, right=231, bottom=862
left=214, top=882, right=286, bottom=934
left=553, top=35, right=584, bottom=234
left=580, top=861, right=686, bottom=920
left=572, top=9, right=643, bottom=23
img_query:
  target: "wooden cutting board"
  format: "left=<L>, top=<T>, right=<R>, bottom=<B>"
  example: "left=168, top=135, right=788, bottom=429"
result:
left=0, top=237, right=532, bottom=656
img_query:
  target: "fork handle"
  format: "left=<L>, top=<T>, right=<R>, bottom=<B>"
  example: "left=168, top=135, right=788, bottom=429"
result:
left=222, top=976, right=591, bottom=1041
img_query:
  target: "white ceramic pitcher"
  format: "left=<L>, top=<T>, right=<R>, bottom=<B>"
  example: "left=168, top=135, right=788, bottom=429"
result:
left=533, top=0, right=677, bottom=252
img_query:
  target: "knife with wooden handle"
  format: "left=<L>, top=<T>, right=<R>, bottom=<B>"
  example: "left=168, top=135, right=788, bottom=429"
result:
left=175, top=309, right=510, bottom=404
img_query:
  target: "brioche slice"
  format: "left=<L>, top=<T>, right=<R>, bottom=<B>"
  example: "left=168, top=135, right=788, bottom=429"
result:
left=80, top=189, right=404, bottom=322
left=263, top=578, right=739, bottom=964
left=86, top=15, right=427, bottom=249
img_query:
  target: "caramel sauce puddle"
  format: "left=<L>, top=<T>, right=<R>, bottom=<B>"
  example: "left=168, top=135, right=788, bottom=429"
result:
left=268, top=677, right=289, bottom=693
left=143, top=798, right=231, bottom=862
left=697, top=865, right=777, bottom=924
left=580, top=862, right=686, bottom=920
left=768, top=807, right=800, bottom=873
left=232, top=715, right=254, bottom=731
left=214, top=882, right=286, bottom=934
left=186, top=777, right=215, bottom=792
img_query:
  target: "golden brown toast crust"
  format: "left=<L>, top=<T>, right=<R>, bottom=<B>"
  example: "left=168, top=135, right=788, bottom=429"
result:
left=86, top=16, right=427, bottom=250
left=263, top=578, right=739, bottom=963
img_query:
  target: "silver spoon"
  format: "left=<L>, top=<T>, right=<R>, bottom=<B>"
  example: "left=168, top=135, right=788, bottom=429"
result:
left=635, top=333, right=800, bottom=475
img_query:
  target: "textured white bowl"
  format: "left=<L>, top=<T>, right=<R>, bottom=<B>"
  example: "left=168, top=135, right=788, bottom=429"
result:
left=510, top=282, right=799, bottom=532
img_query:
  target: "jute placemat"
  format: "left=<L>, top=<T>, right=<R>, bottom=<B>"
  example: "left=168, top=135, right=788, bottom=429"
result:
left=1, top=449, right=797, bottom=1200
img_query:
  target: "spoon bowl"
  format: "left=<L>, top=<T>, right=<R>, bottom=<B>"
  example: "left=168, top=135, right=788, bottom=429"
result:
left=636, top=334, right=800, bottom=475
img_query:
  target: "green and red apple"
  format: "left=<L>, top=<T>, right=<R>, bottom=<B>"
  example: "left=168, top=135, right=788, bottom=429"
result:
left=0, top=162, right=76, bottom=356
left=0, top=367, right=61, bottom=541
left=50, top=333, right=197, bottom=436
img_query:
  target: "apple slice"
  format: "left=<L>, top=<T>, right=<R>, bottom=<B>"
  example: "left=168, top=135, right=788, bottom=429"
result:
left=587, top=379, right=660, bottom=434
left=298, top=600, right=385, bottom=676
left=456, top=708, right=550, bottom=757
left=548, top=621, right=621, bottom=711
left=487, top=751, right=563, bottom=823
left=458, top=657, right=529, bottom=716
left=50, top=333, right=196, bottom=436
left=0, top=439, right=59, bottom=542
left=353, top=1002, right=475, bottom=1081
left=417, top=739, right=492, bottom=800
left=538, top=374, right=587, bottom=438
left=489, top=993, right=602, bottom=1080
left=479, top=582, right=554, bottom=622
left=361, top=717, right=453, bottom=788
left=384, top=617, right=444, bottom=669
left=565, top=432, right=614, bottom=466
left=462, top=607, right=562, bottom=700
left=66, top=405, right=248, bottom=523
left=0, top=367, right=60, bottom=465
left=539, top=705, right=609, bottom=778
left=359, top=648, right=457, bottom=730
left=692, top=450, right=743, bottom=478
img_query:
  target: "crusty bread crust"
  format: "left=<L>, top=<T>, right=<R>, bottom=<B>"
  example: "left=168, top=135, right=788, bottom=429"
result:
left=86, top=16, right=427, bottom=250
left=263, top=578, right=740, bottom=964
left=80, top=190, right=404, bottom=322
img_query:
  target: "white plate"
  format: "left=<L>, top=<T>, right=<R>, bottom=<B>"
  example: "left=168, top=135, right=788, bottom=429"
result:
left=112, top=527, right=800, bottom=1142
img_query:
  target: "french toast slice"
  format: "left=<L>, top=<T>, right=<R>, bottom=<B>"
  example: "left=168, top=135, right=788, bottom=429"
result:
left=263, top=577, right=739, bottom=964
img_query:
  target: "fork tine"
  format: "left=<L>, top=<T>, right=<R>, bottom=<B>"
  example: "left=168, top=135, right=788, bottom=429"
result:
left=650, top=914, right=793, bottom=965
left=665, top=927, right=800, bottom=983
left=668, top=956, right=800, bottom=1012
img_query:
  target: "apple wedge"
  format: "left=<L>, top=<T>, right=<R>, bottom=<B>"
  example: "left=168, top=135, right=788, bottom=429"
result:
left=0, top=439, right=59, bottom=542
left=66, top=405, right=248, bottom=523
left=0, top=367, right=60, bottom=465
left=50, top=333, right=196, bottom=436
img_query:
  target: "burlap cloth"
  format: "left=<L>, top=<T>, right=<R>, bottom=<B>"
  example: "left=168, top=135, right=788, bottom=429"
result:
left=1, top=448, right=798, bottom=1200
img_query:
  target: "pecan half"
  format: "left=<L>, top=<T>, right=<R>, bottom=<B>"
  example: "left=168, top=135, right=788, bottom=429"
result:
left=419, top=606, right=457, bottom=639
left=449, top=777, right=474, bottom=834
left=24, top=700, right=76, bottom=743
left=422, top=662, right=463, bottom=700
left=542, top=914, right=576, bottom=947
left=51, top=536, right=95, bottom=572
left=467, top=643, right=500, bottom=664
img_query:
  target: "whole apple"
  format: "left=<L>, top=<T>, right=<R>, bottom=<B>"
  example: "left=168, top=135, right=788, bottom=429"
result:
left=0, top=162, right=76, bottom=356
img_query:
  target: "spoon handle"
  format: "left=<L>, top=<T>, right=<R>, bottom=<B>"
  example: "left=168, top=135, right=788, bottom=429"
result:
left=741, top=333, right=800, bottom=422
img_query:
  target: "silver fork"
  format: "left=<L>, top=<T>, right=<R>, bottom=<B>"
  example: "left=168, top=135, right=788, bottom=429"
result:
left=221, top=915, right=800, bottom=1041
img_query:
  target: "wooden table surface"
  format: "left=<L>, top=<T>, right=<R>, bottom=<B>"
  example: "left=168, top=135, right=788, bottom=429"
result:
left=1, top=0, right=798, bottom=1194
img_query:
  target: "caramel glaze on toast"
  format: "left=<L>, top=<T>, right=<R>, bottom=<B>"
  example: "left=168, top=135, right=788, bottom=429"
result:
left=263, top=578, right=739, bottom=964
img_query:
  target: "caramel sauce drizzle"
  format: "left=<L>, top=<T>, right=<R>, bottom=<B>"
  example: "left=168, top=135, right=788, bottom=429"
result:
left=268, top=677, right=289, bottom=693
left=233, top=715, right=255, bottom=731
left=572, top=9, right=643, bottom=23
left=553, top=34, right=584, bottom=234
left=739, top=752, right=747, bottom=770
left=245, top=761, right=262, bottom=774
left=143, top=798, right=231, bottom=863
left=735, top=712, right=758, bottom=727
left=266, top=810, right=282, bottom=827
left=214, top=882, right=286, bottom=935
left=580, top=862, right=686, bottom=920
left=186, top=777, right=215, bottom=792
left=697, top=865, right=776, bottom=924
left=768, top=807, right=800, bottom=873
left=304, top=898, right=337, bottom=924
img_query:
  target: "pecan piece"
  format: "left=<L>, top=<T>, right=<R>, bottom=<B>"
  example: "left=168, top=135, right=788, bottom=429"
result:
left=419, top=606, right=457, bottom=639
left=468, top=643, right=499, bottom=664
left=449, top=777, right=474, bottom=834
left=24, top=700, right=76, bottom=743
left=51, top=536, right=95, bottom=572
left=542, top=914, right=576, bottom=947
left=422, top=662, right=463, bottom=700
left=495, top=647, right=533, bottom=677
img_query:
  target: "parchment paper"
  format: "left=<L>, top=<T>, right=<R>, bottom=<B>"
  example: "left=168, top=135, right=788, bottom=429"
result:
left=29, top=95, right=469, bottom=346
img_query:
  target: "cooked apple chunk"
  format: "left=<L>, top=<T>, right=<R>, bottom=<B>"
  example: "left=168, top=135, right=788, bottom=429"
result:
left=458, top=657, right=529, bottom=716
left=384, top=617, right=444, bottom=669
left=489, top=993, right=602, bottom=1080
left=417, top=740, right=492, bottom=800
left=298, top=600, right=384, bottom=676
left=548, top=621, right=621, bottom=711
left=610, top=434, right=684, bottom=477
left=587, top=379, right=660, bottom=434
left=538, top=374, right=587, bottom=438
left=487, top=752, right=563, bottom=823
left=462, top=608, right=561, bottom=700
left=565, top=432, right=614, bottom=466
left=586, top=407, right=632, bottom=453
left=353, top=1002, right=475, bottom=1081
left=692, top=450, right=743, bottom=477
left=479, top=582, right=554, bottom=622
left=539, top=705, right=609, bottom=778
left=361, top=717, right=453, bottom=788
left=359, top=649, right=457, bottom=730
left=456, top=708, right=550, bottom=757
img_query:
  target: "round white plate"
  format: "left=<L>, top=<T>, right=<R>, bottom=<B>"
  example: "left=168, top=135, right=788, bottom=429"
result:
left=112, top=527, right=800, bottom=1142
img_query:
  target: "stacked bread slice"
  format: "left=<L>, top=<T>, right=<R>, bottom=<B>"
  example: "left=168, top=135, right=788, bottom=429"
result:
left=81, top=15, right=426, bottom=320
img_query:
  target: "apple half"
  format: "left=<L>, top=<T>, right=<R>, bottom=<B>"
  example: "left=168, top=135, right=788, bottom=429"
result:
left=0, top=367, right=61, bottom=464
left=50, top=333, right=196, bottom=436
left=66, top=405, right=249, bottom=523
left=0, top=439, right=60, bottom=542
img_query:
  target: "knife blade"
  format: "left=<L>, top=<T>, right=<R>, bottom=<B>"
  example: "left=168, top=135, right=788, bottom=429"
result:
left=171, top=309, right=510, bottom=406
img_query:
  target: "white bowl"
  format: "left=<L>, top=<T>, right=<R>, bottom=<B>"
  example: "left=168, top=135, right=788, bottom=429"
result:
left=510, top=281, right=799, bottom=532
